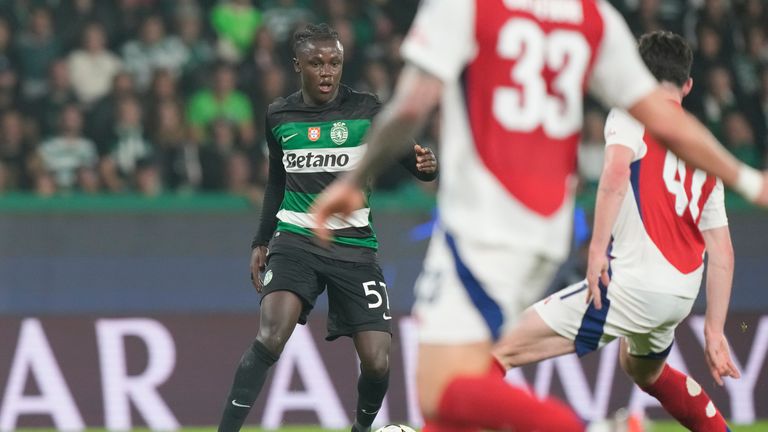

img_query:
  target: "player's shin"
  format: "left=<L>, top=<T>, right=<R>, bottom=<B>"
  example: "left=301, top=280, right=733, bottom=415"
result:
left=217, top=339, right=279, bottom=432
left=640, top=364, right=729, bottom=432
left=353, top=369, right=390, bottom=432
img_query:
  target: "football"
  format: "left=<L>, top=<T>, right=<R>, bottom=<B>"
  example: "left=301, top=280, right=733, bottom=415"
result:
left=374, top=425, right=417, bottom=432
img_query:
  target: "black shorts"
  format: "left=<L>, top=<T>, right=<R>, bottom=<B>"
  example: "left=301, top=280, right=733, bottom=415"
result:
left=260, top=247, right=392, bottom=340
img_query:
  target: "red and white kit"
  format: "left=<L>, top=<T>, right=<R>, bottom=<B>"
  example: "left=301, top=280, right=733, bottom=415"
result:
left=536, top=107, right=727, bottom=357
left=400, top=0, right=658, bottom=343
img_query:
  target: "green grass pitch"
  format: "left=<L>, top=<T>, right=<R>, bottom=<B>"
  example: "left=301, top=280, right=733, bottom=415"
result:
left=15, top=424, right=768, bottom=432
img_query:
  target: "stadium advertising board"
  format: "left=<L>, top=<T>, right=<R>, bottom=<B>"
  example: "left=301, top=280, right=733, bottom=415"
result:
left=0, top=313, right=766, bottom=430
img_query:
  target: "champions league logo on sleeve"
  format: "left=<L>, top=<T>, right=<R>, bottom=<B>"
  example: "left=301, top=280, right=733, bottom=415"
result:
left=330, top=122, right=349, bottom=145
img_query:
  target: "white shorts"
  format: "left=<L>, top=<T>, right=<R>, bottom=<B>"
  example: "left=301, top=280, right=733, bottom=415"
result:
left=534, top=278, right=695, bottom=358
left=414, top=227, right=560, bottom=344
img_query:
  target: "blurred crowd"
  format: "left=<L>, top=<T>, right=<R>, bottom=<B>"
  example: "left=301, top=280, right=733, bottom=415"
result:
left=579, top=0, right=768, bottom=189
left=0, top=0, right=766, bottom=202
left=0, top=0, right=419, bottom=201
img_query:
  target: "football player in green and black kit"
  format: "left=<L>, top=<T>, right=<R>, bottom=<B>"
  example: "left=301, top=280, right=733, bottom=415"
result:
left=217, top=23, right=438, bottom=432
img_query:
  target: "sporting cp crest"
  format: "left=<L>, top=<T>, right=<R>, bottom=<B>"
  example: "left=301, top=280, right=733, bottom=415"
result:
left=330, top=122, right=349, bottom=145
left=308, top=127, right=321, bottom=142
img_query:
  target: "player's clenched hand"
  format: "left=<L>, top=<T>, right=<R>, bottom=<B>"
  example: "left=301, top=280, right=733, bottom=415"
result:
left=310, top=177, right=365, bottom=243
left=250, top=246, right=269, bottom=292
left=586, top=250, right=610, bottom=310
left=414, top=144, right=437, bottom=174
left=704, top=332, right=741, bottom=386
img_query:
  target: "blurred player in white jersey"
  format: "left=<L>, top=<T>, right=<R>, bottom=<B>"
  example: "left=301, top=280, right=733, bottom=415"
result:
left=311, top=0, right=768, bottom=430
left=497, top=31, right=739, bottom=432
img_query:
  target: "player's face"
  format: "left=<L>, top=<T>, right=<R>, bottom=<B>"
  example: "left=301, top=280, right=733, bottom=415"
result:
left=294, top=39, right=343, bottom=106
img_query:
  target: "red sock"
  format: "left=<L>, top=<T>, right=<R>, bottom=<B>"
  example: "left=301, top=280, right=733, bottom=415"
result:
left=435, top=374, right=584, bottom=432
left=642, top=364, right=729, bottom=432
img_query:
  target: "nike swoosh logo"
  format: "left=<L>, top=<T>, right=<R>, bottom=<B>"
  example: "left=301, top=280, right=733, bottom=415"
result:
left=281, top=133, right=299, bottom=143
left=361, top=408, right=379, bottom=415
left=231, top=400, right=251, bottom=408
left=383, top=313, right=392, bottom=321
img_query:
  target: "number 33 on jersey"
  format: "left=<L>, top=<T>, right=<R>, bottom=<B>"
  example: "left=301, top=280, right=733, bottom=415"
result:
left=401, top=0, right=657, bottom=260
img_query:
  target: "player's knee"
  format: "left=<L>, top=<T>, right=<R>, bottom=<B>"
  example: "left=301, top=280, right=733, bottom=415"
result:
left=619, top=355, right=659, bottom=388
left=360, top=353, right=389, bottom=380
left=255, top=329, right=290, bottom=356
left=627, top=368, right=659, bottom=388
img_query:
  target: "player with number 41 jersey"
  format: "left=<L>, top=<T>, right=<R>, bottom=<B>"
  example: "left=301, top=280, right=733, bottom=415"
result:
left=605, top=107, right=726, bottom=299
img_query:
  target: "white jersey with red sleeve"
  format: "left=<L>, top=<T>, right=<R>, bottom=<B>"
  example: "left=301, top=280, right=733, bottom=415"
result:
left=401, top=0, right=658, bottom=260
left=604, top=108, right=728, bottom=298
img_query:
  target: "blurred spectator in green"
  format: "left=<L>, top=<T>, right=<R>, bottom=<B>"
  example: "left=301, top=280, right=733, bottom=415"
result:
left=134, top=157, right=162, bottom=196
left=211, top=0, right=262, bottom=61
left=724, top=111, right=762, bottom=168
left=756, top=68, right=768, bottom=154
left=239, top=26, right=282, bottom=91
left=15, top=6, right=60, bottom=100
left=225, top=150, right=263, bottom=204
left=0, top=58, right=20, bottom=115
left=702, top=65, right=740, bottom=141
left=35, top=104, right=99, bottom=194
left=740, top=0, right=766, bottom=30
left=144, top=69, right=183, bottom=134
left=697, top=0, right=736, bottom=55
left=261, top=0, right=314, bottom=43
left=732, top=26, right=768, bottom=95
left=112, top=0, right=157, bottom=48
left=186, top=62, right=255, bottom=145
left=624, top=0, right=686, bottom=37
left=100, top=97, right=154, bottom=192
left=0, top=110, right=33, bottom=191
left=67, top=23, right=122, bottom=106
left=358, top=60, right=392, bottom=102
left=27, top=59, right=77, bottom=137
left=56, top=0, right=116, bottom=52
left=86, top=71, right=138, bottom=152
left=122, top=14, right=189, bottom=91
left=199, top=118, right=238, bottom=190
left=150, top=100, right=200, bottom=190
left=249, top=65, right=288, bottom=122
left=176, top=6, right=215, bottom=93
left=687, top=24, right=727, bottom=113
left=0, top=17, right=18, bottom=73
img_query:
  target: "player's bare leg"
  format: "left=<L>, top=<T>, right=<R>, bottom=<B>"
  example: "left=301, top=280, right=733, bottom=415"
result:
left=418, top=341, right=584, bottom=432
left=218, top=291, right=303, bottom=432
left=494, top=307, right=575, bottom=369
left=351, top=330, right=392, bottom=432
left=619, top=338, right=731, bottom=431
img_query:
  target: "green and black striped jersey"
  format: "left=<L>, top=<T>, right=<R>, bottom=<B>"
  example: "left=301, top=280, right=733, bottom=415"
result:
left=253, top=85, right=436, bottom=261
left=271, top=85, right=379, bottom=249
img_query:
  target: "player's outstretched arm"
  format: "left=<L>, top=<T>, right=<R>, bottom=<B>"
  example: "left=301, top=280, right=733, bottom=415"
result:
left=586, top=145, right=634, bottom=309
left=311, top=64, right=443, bottom=240
left=628, top=89, right=768, bottom=205
left=701, top=226, right=741, bottom=385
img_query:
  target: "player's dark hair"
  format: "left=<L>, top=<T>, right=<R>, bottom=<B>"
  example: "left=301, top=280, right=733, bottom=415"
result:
left=638, top=31, right=693, bottom=87
left=293, top=23, right=339, bottom=55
